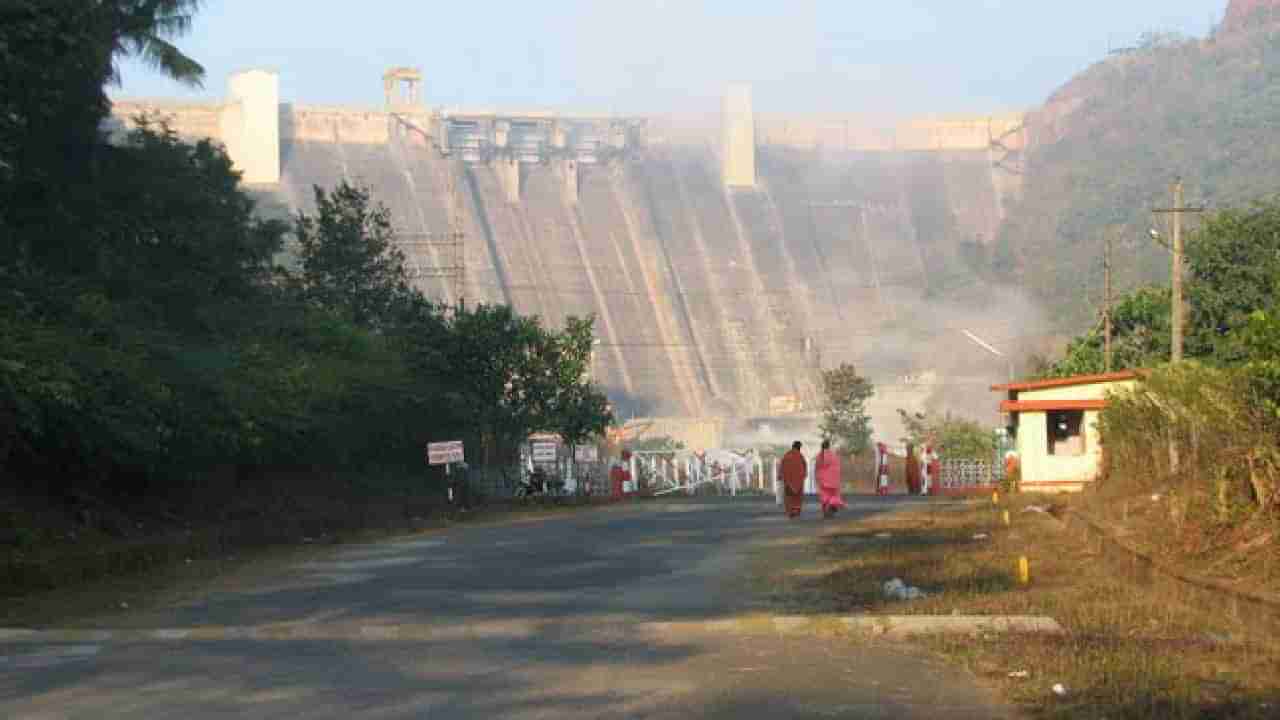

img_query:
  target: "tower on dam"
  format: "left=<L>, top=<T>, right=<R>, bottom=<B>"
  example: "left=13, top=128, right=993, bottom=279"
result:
left=721, top=84, right=756, bottom=188
left=220, top=69, right=280, bottom=185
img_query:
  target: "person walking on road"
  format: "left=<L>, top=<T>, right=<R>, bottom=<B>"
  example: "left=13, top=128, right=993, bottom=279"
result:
left=816, top=439, right=845, bottom=518
left=781, top=441, right=807, bottom=519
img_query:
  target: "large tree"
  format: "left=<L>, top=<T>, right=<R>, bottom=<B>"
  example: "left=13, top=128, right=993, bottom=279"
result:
left=1, top=0, right=205, bottom=264
left=294, top=182, right=414, bottom=328
left=1185, top=200, right=1280, bottom=362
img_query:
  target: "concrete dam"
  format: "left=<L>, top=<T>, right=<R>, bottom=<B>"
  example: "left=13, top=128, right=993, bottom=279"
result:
left=110, top=69, right=1028, bottom=440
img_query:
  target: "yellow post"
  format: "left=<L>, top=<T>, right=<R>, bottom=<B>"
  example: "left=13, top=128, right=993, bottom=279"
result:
left=1002, top=509, right=1011, bottom=527
left=1018, top=556, right=1030, bottom=585
left=992, top=490, right=1000, bottom=506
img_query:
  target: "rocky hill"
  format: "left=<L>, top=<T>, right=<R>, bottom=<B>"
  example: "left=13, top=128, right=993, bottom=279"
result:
left=1223, top=0, right=1280, bottom=32
left=999, top=13, right=1280, bottom=328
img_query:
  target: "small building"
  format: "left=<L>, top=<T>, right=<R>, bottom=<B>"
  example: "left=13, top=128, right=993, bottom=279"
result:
left=992, top=371, right=1140, bottom=492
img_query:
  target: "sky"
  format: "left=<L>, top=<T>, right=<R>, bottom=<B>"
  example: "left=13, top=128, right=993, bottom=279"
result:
left=115, top=0, right=1228, bottom=117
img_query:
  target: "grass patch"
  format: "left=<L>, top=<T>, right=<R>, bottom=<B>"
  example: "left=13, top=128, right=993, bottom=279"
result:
left=745, top=498, right=1280, bottom=719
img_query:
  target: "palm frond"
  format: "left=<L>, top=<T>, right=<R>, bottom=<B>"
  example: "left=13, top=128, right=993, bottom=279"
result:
left=131, top=35, right=205, bottom=87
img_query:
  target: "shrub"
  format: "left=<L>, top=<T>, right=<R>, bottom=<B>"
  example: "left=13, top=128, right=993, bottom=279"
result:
left=1101, top=364, right=1279, bottom=526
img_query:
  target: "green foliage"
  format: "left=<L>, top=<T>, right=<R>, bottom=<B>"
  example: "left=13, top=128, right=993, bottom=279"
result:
left=101, top=1, right=206, bottom=88
left=293, top=182, right=412, bottom=328
left=1101, top=364, right=1279, bottom=521
left=1044, top=198, right=1280, bottom=377
left=896, top=410, right=996, bottom=461
left=1, top=1, right=205, bottom=254
left=1232, top=308, right=1280, bottom=419
left=1185, top=201, right=1280, bottom=361
left=403, top=303, right=611, bottom=466
left=820, top=363, right=874, bottom=455
left=1043, top=286, right=1172, bottom=377
left=0, top=0, right=612, bottom=513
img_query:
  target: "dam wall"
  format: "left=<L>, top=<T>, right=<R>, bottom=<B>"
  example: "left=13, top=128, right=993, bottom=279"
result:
left=108, top=70, right=1026, bottom=430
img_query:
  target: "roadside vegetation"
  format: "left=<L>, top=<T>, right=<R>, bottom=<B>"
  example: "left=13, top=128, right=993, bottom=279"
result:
left=1, top=2, right=611, bottom=600
left=819, top=363, right=873, bottom=455
left=1034, top=197, right=1280, bottom=593
left=747, top=499, right=1280, bottom=719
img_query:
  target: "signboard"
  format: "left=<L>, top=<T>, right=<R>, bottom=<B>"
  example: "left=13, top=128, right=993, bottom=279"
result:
left=531, top=442, right=558, bottom=463
left=574, top=445, right=599, bottom=463
left=427, top=440, right=464, bottom=466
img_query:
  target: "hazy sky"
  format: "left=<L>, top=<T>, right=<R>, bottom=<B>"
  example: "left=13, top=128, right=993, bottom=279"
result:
left=116, top=0, right=1227, bottom=116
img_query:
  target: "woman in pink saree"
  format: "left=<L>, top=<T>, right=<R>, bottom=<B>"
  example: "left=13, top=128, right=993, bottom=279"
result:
left=816, top=440, right=846, bottom=518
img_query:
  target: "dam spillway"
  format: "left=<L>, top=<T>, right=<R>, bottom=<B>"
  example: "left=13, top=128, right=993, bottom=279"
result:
left=109, top=69, right=1027, bottom=430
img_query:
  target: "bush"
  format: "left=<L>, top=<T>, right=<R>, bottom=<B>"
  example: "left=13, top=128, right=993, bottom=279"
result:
left=1100, top=364, right=1279, bottom=527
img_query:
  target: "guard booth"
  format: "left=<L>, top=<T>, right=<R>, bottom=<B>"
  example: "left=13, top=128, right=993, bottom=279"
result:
left=992, top=371, right=1140, bottom=493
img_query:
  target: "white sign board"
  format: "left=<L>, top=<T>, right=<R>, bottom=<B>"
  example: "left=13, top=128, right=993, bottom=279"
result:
left=531, top=442, right=558, bottom=463
left=574, top=445, right=599, bottom=463
left=427, top=440, right=464, bottom=465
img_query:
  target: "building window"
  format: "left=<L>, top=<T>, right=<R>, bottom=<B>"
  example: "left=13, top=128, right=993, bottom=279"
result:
left=1046, top=410, right=1086, bottom=456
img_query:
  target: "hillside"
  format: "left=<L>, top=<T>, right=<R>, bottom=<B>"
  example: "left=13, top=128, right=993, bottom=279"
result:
left=1000, top=16, right=1280, bottom=329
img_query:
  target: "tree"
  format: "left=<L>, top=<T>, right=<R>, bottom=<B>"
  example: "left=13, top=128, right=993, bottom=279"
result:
left=897, top=410, right=996, bottom=461
left=1043, top=286, right=1172, bottom=377
left=820, top=363, right=874, bottom=455
left=294, top=182, right=413, bottom=328
left=1186, top=200, right=1280, bottom=362
left=554, top=383, right=613, bottom=450
left=101, top=1, right=206, bottom=88
left=1, top=0, right=205, bottom=263
left=545, top=316, right=613, bottom=447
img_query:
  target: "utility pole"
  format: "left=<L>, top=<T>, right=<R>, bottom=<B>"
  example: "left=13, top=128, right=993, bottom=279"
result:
left=1104, top=229, right=1113, bottom=373
left=1153, top=178, right=1205, bottom=363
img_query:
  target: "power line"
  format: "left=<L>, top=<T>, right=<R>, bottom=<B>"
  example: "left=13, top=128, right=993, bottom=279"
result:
left=459, top=271, right=994, bottom=298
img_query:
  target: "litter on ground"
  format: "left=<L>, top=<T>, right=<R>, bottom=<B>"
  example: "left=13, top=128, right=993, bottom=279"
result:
left=881, top=578, right=927, bottom=601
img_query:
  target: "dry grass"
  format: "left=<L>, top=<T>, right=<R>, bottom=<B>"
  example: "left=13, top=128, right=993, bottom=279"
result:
left=1074, top=485, right=1280, bottom=598
left=745, top=498, right=1280, bottom=719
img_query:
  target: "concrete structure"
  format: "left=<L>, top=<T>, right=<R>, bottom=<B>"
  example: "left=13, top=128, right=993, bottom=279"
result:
left=721, top=85, right=756, bottom=188
left=755, top=113, right=1026, bottom=153
left=223, top=70, right=280, bottom=185
left=383, top=66, right=423, bottom=111
left=112, top=70, right=281, bottom=185
left=993, top=372, right=1140, bottom=492
left=106, top=70, right=1035, bottom=421
left=109, top=69, right=643, bottom=193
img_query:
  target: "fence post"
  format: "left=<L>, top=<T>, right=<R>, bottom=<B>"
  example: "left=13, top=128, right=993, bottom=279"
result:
left=773, top=458, right=782, bottom=506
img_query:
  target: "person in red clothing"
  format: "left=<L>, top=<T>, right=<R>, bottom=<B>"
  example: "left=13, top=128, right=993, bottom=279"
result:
left=610, top=451, right=632, bottom=499
left=816, top=440, right=845, bottom=519
left=781, top=441, right=807, bottom=519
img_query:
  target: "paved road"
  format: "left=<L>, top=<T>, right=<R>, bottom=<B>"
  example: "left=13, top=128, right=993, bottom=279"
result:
left=1, top=498, right=1009, bottom=719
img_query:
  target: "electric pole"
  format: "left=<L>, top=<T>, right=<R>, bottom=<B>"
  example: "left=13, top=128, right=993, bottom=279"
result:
left=1104, top=229, right=1113, bottom=373
left=1153, top=178, right=1205, bottom=363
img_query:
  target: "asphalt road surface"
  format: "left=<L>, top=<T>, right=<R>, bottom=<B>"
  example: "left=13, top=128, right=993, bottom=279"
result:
left=1, top=497, right=1010, bottom=719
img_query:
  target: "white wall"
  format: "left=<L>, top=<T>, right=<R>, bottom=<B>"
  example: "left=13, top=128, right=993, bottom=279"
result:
left=223, top=70, right=280, bottom=185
